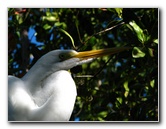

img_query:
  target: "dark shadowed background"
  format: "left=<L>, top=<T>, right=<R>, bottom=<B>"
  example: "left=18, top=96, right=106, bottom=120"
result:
left=8, top=8, right=158, bottom=121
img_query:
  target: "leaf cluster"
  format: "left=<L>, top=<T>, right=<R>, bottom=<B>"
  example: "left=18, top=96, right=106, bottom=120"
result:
left=8, top=8, right=158, bottom=121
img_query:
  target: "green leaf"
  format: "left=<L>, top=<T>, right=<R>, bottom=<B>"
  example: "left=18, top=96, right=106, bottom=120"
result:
left=115, top=8, right=123, bottom=18
left=148, top=48, right=154, bottom=57
left=46, top=11, right=51, bottom=16
left=98, top=111, right=108, bottom=118
left=150, top=79, right=155, bottom=88
left=43, top=24, right=51, bottom=30
left=153, top=39, right=158, bottom=44
left=129, top=21, right=146, bottom=43
left=54, top=22, right=62, bottom=27
left=132, top=47, right=145, bottom=58
left=16, top=15, right=23, bottom=24
left=54, top=22, right=67, bottom=29
left=117, top=97, right=123, bottom=104
left=59, top=28, right=76, bottom=49
left=97, top=117, right=104, bottom=121
left=42, top=16, right=57, bottom=22
left=124, top=81, right=129, bottom=98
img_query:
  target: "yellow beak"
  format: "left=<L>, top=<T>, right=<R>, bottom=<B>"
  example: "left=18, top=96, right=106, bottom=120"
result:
left=73, top=47, right=131, bottom=60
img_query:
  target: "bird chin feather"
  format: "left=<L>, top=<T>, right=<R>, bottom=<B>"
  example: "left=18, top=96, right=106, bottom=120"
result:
left=55, top=58, right=94, bottom=71
left=76, top=58, right=95, bottom=66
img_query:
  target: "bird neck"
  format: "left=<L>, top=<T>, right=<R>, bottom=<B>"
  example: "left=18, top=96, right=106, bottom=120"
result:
left=26, top=70, right=77, bottom=121
left=39, top=71, right=77, bottom=120
left=21, top=62, right=53, bottom=93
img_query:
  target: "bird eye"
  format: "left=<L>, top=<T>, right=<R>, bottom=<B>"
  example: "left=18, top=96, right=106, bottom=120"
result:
left=59, top=54, right=66, bottom=60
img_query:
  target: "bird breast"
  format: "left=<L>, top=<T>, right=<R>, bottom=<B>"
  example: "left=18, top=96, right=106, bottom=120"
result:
left=32, top=70, right=77, bottom=112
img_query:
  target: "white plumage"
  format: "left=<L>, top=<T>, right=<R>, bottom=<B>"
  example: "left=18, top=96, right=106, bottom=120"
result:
left=8, top=47, right=129, bottom=121
left=8, top=50, right=92, bottom=121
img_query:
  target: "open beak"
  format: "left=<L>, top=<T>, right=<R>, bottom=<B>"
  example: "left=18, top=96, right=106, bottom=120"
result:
left=73, top=47, right=131, bottom=60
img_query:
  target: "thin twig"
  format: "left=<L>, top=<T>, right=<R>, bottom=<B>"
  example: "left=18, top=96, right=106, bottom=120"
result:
left=95, top=21, right=125, bottom=35
left=77, top=21, right=125, bottom=51
left=92, top=57, right=112, bottom=79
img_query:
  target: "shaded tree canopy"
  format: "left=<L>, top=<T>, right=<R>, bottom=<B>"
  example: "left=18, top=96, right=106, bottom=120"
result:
left=8, top=8, right=158, bottom=121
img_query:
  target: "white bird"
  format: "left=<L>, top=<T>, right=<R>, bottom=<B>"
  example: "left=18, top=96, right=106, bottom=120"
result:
left=8, top=47, right=130, bottom=121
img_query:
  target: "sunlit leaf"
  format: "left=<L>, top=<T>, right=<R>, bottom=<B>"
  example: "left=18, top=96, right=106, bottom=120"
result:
left=43, top=24, right=51, bottom=30
left=97, top=117, right=104, bottom=121
left=132, top=47, right=145, bottom=58
left=46, top=11, right=51, bottom=16
left=98, top=111, right=108, bottom=118
left=59, top=28, right=76, bottom=49
left=42, top=16, right=57, bottom=22
left=117, top=97, right=123, bottom=104
left=150, top=79, right=155, bottom=88
left=16, top=15, right=23, bottom=24
left=54, top=22, right=62, bottom=27
left=129, top=21, right=147, bottom=43
left=153, top=39, right=158, bottom=44
left=124, top=81, right=129, bottom=98
left=115, top=8, right=123, bottom=18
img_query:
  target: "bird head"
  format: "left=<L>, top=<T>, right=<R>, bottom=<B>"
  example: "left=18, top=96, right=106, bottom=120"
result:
left=38, top=47, right=131, bottom=72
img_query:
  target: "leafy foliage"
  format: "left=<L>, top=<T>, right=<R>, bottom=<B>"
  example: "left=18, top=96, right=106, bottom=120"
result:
left=8, top=8, right=158, bottom=121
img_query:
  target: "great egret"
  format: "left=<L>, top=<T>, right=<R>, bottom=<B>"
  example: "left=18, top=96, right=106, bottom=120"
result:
left=8, top=47, right=130, bottom=121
